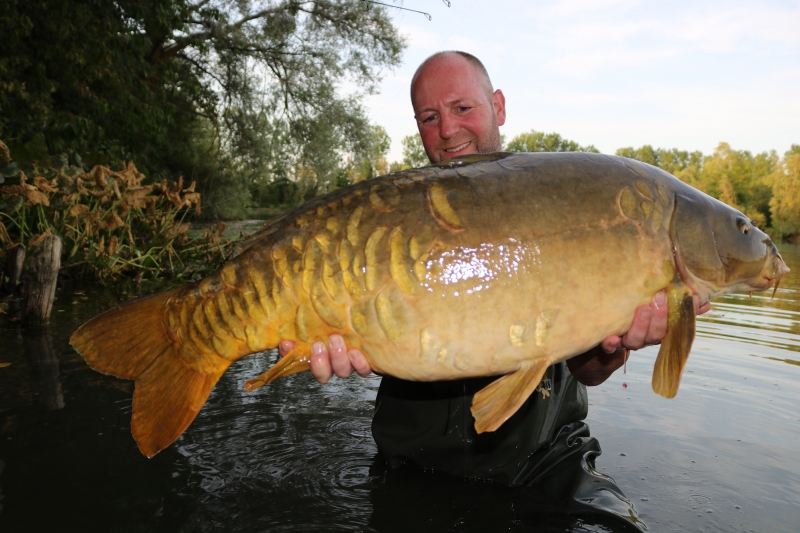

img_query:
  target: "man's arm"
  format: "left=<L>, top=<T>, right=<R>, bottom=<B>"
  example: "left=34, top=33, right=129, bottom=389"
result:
left=280, top=290, right=711, bottom=385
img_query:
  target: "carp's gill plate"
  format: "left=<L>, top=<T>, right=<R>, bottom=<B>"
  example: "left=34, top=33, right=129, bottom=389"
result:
left=70, top=152, right=789, bottom=457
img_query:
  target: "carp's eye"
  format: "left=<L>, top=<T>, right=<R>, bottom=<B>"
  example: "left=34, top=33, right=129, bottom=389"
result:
left=737, top=218, right=751, bottom=235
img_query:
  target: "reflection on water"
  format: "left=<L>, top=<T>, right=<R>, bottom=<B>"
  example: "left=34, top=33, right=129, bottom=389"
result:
left=22, top=328, right=64, bottom=411
left=0, top=244, right=798, bottom=532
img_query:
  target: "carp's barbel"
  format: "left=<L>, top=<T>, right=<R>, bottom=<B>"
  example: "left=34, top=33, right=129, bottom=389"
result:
left=71, top=153, right=790, bottom=457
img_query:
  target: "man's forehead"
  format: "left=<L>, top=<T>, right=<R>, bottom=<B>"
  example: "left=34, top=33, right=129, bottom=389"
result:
left=415, top=55, right=480, bottom=87
left=412, top=53, right=491, bottom=108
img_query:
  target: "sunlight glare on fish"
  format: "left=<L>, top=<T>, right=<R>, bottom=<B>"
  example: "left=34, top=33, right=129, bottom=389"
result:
left=434, top=241, right=534, bottom=287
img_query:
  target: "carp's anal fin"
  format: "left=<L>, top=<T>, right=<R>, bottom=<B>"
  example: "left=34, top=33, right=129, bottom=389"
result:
left=244, top=347, right=310, bottom=392
left=471, top=359, right=550, bottom=433
left=652, top=289, right=696, bottom=398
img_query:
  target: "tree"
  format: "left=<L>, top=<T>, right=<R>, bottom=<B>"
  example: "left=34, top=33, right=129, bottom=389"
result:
left=696, top=143, right=776, bottom=228
left=506, top=131, right=599, bottom=153
left=348, top=125, right=391, bottom=183
left=616, top=145, right=704, bottom=188
left=617, top=142, right=779, bottom=231
left=769, top=145, right=800, bottom=239
left=401, top=134, right=428, bottom=168
left=0, top=0, right=406, bottom=217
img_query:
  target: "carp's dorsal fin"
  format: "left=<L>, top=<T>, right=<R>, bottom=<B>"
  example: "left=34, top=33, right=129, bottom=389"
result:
left=652, top=287, right=696, bottom=398
left=471, top=359, right=550, bottom=433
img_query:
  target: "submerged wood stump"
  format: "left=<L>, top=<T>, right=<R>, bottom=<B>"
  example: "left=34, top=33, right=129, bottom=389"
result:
left=2, top=243, right=26, bottom=294
left=22, top=236, right=61, bottom=326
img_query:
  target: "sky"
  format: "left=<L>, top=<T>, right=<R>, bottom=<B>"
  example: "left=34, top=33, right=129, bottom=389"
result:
left=361, top=0, right=800, bottom=163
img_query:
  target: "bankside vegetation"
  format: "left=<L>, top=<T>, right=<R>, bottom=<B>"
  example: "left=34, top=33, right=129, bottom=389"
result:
left=0, top=140, right=239, bottom=284
left=1, top=0, right=405, bottom=219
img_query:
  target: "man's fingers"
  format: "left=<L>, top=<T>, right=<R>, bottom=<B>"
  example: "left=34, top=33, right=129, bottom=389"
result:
left=693, top=294, right=711, bottom=316
left=278, top=340, right=295, bottom=358
left=643, top=290, right=668, bottom=345
left=329, top=334, right=355, bottom=379
left=286, top=334, right=371, bottom=382
left=328, top=335, right=348, bottom=376
left=622, top=303, right=653, bottom=350
left=309, top=341, right=333, bottom=384
left=349, top=348, right=372, bottom=377
left=601, top=335, right=622, bottom=354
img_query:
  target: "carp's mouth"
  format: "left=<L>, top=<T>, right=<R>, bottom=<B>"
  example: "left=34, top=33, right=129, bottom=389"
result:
left=675, top=241, right=791, bottom=301
left=748, top=250, right=791, bottom=297
left=751, top=276, right=777, bottom=291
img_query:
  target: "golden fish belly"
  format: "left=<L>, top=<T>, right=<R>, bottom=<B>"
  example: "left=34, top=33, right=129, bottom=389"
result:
left=361, top=217, right=674, bottom=381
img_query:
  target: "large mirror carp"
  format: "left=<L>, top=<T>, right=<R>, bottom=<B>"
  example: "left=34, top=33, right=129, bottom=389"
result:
left=71, top=152, right=790, bottom=457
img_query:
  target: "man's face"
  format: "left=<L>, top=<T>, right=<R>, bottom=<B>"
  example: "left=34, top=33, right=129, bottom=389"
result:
left=411, top=54, right=506, bottom=164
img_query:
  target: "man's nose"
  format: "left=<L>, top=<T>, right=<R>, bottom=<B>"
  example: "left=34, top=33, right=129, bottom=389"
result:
left=439, top=113, right=459, bottom=139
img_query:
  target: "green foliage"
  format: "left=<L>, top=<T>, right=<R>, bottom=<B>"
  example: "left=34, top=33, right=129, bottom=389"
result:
left=0, top=0, right=201, bottom=171
left=506, top=131, right=599, bottom=153
left=769, top=145, right=800, bottom=239
left=0, top=0, right=406, bottom=218
left=402, top=134, right=429, bottom=168
left=616, top=145, right=705, bottom=186
left=346, top=125, right=392, bottom=183
left=697, top=143, right=776, bottom=228
left=257, top=178, right=300, bottom=208
left=617, top=142, right=798, bottom=237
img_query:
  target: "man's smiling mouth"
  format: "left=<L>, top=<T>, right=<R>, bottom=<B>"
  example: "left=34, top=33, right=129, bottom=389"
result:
left=445, top=141, right=470, bottom=153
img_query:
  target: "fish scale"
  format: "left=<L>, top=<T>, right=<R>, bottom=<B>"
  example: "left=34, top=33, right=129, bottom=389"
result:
left=70, top=152, right=790, bottom=457
left=166, top=177, right=425, bottom=370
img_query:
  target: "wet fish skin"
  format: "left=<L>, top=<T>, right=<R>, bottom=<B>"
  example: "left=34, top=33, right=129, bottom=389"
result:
left=70, top=152, right=789, bottom=457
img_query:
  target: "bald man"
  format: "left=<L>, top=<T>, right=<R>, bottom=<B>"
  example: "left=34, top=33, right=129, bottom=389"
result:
left=281, top=51, right=708, bottom=486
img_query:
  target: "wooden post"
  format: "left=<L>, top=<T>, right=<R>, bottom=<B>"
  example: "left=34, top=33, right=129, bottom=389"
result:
left=2, top=243, right=26, bottom=294
left=22, top=236, right=61, bottom=326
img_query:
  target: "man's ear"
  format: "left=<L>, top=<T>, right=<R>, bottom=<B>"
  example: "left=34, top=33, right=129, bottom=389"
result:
left=493, top=89, right=506, bottom=126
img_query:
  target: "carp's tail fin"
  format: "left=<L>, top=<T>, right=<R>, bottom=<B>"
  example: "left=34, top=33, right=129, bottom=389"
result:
left=70, top=290, right=229, bottom=458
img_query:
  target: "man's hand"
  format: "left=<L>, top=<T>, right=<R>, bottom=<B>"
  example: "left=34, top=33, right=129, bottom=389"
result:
left=278, top=336, right=371, bottom=384
left=600, top=291, right=711, bottom=353
left=567, top=291, right=711, bottom=386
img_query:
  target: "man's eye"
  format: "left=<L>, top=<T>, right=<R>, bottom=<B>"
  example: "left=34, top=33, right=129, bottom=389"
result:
left=457, top=106, right=471, bottom=112
left=422, top=115, right=436, bottom=123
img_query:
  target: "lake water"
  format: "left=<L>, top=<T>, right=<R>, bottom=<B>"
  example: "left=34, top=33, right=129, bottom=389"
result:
left=0, top=243, right=798, bottom=532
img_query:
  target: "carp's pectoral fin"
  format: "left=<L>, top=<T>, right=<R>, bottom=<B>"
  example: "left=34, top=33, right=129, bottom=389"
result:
left=471, top=359, right=550, bottom=434
left=244, top=347, right=310, bottom=392
left=652, top=289, right=696, bottom=398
